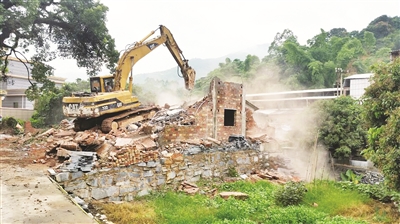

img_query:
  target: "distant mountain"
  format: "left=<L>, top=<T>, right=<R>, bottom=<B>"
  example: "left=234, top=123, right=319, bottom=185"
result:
left=134, top=43, right=270, bottom=84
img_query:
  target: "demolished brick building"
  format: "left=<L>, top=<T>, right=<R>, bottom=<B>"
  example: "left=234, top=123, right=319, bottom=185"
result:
left=161, top=77, right=258, bottom=144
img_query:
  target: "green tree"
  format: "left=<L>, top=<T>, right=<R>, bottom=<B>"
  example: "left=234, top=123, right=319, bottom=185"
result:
left=73, top=78, right=91, bottom=92
left=30, top=78, right=90, bottom=127
left=0, top=0, right=119, bottom=93
left=318, top=96, right=367, bottom=160
left=336, top=39, right=364, bottom=69
left=362, top=58, right=400, bottom=190
left=363, top=31, right=376, bottom=54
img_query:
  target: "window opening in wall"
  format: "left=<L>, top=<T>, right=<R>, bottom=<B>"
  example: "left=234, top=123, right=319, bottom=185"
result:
left=13, top=102, right=18, bottom=108
left=224, top=109, right=236, bottom=126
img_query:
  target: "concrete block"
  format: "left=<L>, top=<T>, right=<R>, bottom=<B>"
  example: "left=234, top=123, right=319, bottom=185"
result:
left=167, top=171, right=176, bottom=180
left=64, top=180, right=86, bottom=192
left=137, top=162, right=146, bottom=167
left=119, top=187, right=136, bottom=195
left=91, top=188, right=108, bottom=200
left=147, top=161, right=157, bottom=167
left=70, top=171, right=84, bottom=180
left=87, top=178, right=98, bottom=187
left=202, top=170, right=212, bottom=178
left=116, top=172, right=128, bottom=182
left=128, top=172, right=140, bottom=178
left=143, top=171, right=153, bottom=177
left=47, top=168, right=56, bottom=176
left=104, top=186, right=119, bottom=198
left=109, top=196, right=121, bottom=202
left=116, top=180, right=130, bottom=186
left=157, top=178, right=165, bottom=185
left=99, top=175, right=113, bottom=187
left=137, top=188, right=150, bottom=197
left=55, top=172, right=70, bottom=182
left=114, top=138, right=134, bottom=147
left=190, top=175, right=200, bottom=182
left=75, top=189, right=90, bottom=200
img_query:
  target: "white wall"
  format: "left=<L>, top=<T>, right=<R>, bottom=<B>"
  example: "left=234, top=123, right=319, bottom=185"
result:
left=350, top=79, right=370, bottom=99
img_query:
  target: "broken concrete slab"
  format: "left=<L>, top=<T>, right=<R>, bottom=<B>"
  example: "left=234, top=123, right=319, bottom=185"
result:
left=37, top=128, right=56, bottom=138
left=56, top=148, right=70, bottom=158
left=59, top=141, right=79, bottom=151
left=137, top=136, right=157, bottom=150
left=96, top=142, right=113, bottom=159
left=47, top=168, right=56, bottom=176
left=54, top=130, right=76, bottom=138
left=114, top=138, right=134, bottom=147
left=60, top=151, right=97, bottom=173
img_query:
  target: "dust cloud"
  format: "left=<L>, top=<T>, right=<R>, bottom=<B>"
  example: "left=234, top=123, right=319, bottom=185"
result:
left=254, top=105, right=335, bottom=182
left=136, top=79, right=200, bottom=107
left=245, top=65, right=336, bottom=182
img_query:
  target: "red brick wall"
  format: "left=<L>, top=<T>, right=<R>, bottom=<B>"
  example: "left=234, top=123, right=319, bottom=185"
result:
left=160, top=78, right=244, bottom=143
left=212, top=79, right=243, bottom=141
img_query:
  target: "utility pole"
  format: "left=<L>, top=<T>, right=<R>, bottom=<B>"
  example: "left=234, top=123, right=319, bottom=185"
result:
left=335, top=68, right=348, bottom=96
left=335, top=68, right=343, bottom=96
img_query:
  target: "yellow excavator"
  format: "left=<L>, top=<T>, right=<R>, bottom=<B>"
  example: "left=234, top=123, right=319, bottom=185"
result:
left=62, top=25, right=196, bottom=133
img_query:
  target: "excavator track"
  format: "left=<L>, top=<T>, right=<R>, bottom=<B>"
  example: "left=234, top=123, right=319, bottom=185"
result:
left=101, top=106, right=159, bottom=133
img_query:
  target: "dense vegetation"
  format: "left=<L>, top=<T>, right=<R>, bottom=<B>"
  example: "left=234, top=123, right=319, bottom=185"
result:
left=362, top=58, right=400, bottom=190
left=192, top=15, right=399, bottom=94
left=317, top=96, right=367, bottom=160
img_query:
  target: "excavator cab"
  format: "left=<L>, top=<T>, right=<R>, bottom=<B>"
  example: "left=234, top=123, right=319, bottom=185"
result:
left=90, top=75, right=114, bottom=93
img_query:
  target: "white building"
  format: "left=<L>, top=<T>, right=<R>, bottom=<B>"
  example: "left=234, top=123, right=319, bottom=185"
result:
left=343, top=73, right=373, bottom=99
left=0, top=57, right=66, bottom=120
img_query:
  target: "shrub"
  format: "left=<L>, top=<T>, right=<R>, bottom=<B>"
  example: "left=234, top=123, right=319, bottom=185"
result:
left=227, top=166, right=239, bottom=177
left=0, top=116, right=25, bottom=134
left=337, top=181, right=400, bottom=204
left=340, top=169, right=363, bottom=184
left=274, top=181, right=307, bottom=206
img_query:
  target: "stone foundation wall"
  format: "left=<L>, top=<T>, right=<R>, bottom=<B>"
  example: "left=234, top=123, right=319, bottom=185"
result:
left=55, top=149, right=269, bottom=202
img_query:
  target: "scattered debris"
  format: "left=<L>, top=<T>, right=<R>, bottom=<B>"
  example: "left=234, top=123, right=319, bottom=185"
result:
left=361, top=171, right=384, bottom=185
left=219, top=192, right=249, bottom=200
left=179, top=181, right=199, bottom=195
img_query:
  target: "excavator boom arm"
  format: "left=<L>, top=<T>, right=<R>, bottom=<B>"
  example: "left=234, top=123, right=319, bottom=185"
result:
left=114, top=25, right=196, bottom=92
left=159, top=25, right=196, bottom=90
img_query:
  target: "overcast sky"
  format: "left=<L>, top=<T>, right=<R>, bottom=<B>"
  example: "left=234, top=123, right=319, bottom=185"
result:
left=49, top=0, right=400, bottom=82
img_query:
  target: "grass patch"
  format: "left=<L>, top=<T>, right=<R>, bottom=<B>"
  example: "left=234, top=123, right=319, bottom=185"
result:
left=153, top=191, right=217, bottom=224
left=94, top=179, right=399, bottom=223
left=93, top=201, right=157, bottom=224
left=303, top=180, right=372, bottom=215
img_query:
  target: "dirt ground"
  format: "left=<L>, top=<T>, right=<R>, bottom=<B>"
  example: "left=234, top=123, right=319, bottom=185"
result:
left=0, top=134, right=98, bottom=224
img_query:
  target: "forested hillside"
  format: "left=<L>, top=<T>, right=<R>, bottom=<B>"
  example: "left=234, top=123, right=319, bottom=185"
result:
left=191, top=15, right=399, bottom=95
left=133, top=15, right=399, bottom=101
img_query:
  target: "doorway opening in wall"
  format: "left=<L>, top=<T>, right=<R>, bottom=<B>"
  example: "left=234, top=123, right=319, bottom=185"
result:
left=13, top=102, right=18, bottom=108
left=224, top=109, right=236, bottom=126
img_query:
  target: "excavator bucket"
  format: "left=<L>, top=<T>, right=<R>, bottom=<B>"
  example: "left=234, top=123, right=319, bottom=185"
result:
left=184, top=67, right=196, bottom=90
